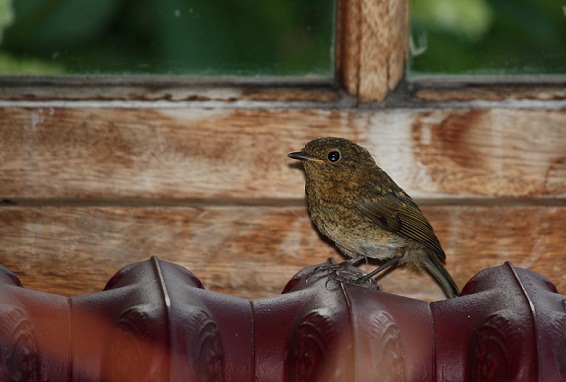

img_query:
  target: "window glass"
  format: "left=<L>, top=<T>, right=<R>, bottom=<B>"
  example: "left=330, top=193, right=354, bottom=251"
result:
left=409, top=0, right=566, bottom=77
left=0, top=0, right=335, bottom=77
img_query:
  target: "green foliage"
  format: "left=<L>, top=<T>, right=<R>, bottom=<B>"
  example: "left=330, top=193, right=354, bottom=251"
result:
left=2, top=0, right=564, bottom=77
left=0, top=52, right=65, bottom=74
left=0, top=0, right=14, bottom=45
left=0, top=0, right=335, bottom=76
left=410, top=0, right=566, bottom=76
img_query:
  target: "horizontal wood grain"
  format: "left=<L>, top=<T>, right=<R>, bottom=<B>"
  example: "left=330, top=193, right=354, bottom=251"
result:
left=1, top=205, right=564, bottom=301
left=0, top=83, right=341, bottom=103
left=1, top=107, right=565, bottom=200
left=414, top=86, right=566, bottom=102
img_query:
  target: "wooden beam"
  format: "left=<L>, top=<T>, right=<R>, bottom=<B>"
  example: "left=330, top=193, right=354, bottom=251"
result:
left=1, top=205, right=564, bottom=301
left=0, top=82, right=341, bottom=103
left=1, top=107, right=565, bottom=200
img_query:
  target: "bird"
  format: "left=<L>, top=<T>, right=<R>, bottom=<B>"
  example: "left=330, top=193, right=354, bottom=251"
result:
left=288, top=137, right=459, bottom=298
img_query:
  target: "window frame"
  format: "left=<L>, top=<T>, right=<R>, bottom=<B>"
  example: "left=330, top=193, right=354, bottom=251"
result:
left=1, top=0, right=565, bottom=105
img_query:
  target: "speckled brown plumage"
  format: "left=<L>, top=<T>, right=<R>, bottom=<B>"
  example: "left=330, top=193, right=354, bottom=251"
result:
left=289, top=137, right=459, bottom=298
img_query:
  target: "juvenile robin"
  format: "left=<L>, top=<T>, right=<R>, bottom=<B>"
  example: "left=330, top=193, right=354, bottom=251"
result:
left=288, top=137, right=459, bottom=298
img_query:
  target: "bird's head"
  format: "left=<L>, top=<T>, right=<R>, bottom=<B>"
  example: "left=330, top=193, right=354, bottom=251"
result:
left=288, top=137, right=376, bottom=184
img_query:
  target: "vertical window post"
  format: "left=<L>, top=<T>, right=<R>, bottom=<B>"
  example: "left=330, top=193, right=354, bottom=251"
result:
left=337, top=0, right=409, bottom=102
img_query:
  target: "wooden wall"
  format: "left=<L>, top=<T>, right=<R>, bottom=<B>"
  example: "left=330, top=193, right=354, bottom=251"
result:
left=1, top=105, right=565, bottom=301
left=1, top=0, right=565, bottom=302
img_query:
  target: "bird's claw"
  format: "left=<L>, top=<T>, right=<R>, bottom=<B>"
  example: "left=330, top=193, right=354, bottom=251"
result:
left=306, top=260, right=381, bottom=290
left=306, top=262, right=363, bottom=283
left=326, top=273, right=382, bottom=290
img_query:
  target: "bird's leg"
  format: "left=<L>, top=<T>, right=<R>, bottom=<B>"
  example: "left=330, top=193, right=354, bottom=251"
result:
left=306, top=254, right=366, bottom=282
left=356, top=256, right=401, bottom=283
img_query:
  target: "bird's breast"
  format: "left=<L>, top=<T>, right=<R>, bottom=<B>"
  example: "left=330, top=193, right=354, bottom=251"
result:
left=305, top=182, right=411, bottom=260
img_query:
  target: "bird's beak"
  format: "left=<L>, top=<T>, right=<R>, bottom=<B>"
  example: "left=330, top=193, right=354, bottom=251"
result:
left=287, top=151, right=312, bottom=161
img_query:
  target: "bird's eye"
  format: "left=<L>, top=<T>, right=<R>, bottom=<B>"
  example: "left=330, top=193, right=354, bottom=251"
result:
left=327, top=151, right=341, bottom=162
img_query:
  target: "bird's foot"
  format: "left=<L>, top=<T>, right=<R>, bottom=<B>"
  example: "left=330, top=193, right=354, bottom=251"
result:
left=306, top=260, right=364, bottom=283
left=326, top=273, right=382, bottom=290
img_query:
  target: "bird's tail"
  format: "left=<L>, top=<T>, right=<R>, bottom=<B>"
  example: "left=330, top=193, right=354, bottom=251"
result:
left=423, top=255, right=459, bottom=298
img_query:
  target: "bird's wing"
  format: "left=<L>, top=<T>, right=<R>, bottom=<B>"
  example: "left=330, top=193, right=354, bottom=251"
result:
left=358, top=190, right=446, bottom=261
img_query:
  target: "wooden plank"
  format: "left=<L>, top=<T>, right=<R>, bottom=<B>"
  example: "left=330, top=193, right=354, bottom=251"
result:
left=0, top=205, right=564, bottom=301
left=337, top=0, right=408, bottom=101
left=413, top=86, right=566, bottom=102
left=0, top=83, right=341, bottom=103
left=1, top=107, right=565, bottom=200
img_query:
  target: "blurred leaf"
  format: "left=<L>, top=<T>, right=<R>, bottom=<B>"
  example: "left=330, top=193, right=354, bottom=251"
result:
left=0, top=0, right=14, bottom=45
left=410, top=0, right=566, bottom=76
left=412, top=0, right=494, bottom=42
